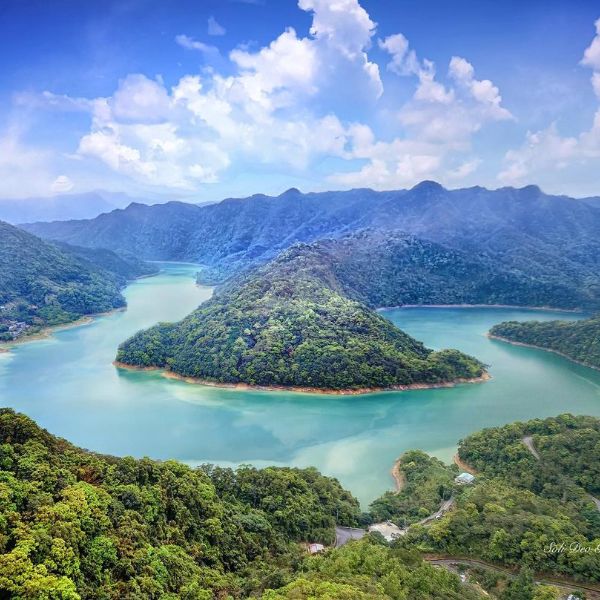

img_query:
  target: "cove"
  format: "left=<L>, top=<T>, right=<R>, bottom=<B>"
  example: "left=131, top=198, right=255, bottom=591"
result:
left=1, top=263, right=598, bottom=506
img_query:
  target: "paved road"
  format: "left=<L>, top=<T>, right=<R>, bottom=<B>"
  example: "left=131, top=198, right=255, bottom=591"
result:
left=522, top=435, right=540, bottom=459
left=419, top=497, right=454, bottom=525
left=335, top=526, right=366, bottom=547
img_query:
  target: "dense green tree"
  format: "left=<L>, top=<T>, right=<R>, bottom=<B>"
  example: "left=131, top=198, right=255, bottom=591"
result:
left=490, top=317, right=600, bottom=370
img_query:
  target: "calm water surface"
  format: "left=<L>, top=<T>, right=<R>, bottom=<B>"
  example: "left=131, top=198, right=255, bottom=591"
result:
left=1, top=263, right=598, bottom=505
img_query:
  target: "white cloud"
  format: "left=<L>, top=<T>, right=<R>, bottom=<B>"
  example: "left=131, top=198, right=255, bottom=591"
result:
left=175, top=34, right=221, bottom=62
left=592, top=72, right=600, bottom=99
left=300, top=0, right=375, bottom=59
left=207, top=16, right=226, bottom=36
left=447, top=159, right=481, bottom=179
left=449, top=56, right=512, bottom=120
left=499, top=18, right=600, bottom=189
left=51, top=175, right=74, bottom=193
left=414, top=60, right=454, bottom=104
left=21, top=0, right=514, bottom=195
left=229, top=28, right=319, bottom=109
left=332, top=36, right=511, bottom=189
left=378, top=33, right=418, bottom=75
left=298, top=0, right=382, bottom=98
left=0, top=123, right=56, bottom=198
left=111, top=74, right=171, bottom=122
left=581, top=18, right=600, bottom=70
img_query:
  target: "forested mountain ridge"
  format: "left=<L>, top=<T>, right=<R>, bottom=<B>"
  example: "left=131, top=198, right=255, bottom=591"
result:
left=0, top=408, right=487, bottom=599
left=489, top=316, right=600, bottom=369
left=0, top=220, right=155, bottom=341
left=116, top=236, right=485, bottom=391
left=302, top=231, right=595, bottom=309
left=23, top=183, right=600, bottom=309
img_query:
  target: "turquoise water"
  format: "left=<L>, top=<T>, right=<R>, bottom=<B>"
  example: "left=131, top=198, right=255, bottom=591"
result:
left=1, top=263, right=599, bottom=506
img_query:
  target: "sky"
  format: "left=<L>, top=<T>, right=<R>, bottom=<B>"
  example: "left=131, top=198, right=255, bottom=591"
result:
left=1, top=0, right=600, bottom=200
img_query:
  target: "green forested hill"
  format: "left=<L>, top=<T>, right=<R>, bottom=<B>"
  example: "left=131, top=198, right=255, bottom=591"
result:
left=54, top=242, right=158, bottom=281
left=0, top=409, right=486, bottom=599
left=0, top=220, right=153, bottom=341
left=116, top=241, right=485, bottom=391
left=489, top=316, right=600, bottom=369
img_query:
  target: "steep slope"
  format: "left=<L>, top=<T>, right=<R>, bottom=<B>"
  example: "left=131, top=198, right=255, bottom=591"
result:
left=116, top=240, right=485, bottom=391
left=54, top=242, right=158, bottom=281
left=489, top=316, right=600, bottom=369
left=0, top=220, right=153, bottom=341
left=23, top=183, right=600, bottom=308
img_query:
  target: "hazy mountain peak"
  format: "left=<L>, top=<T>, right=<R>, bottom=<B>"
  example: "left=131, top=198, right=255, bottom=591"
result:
left=281, top=187, right=301, bottom=196
left=518, top=184, right=542, bottom=196
left=410, top=180, right=446, bottom=194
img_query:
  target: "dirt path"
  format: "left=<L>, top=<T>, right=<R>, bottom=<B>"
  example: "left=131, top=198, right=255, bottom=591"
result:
left=453, top=453, right=478, bottom=474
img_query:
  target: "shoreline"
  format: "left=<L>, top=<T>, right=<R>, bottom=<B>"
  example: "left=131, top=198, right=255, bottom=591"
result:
left=113, top=361, right=491, bottom=395
left=488, top=334, right=600, bottom=372
left=391, top=457, right=407, bottom=492
left=377, top=303, right=584, bottom=313
left=0, top=307, right=126, bottom=351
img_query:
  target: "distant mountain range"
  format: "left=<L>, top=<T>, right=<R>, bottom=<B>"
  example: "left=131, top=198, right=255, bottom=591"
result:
left=0, top=190, right=220, bottom=225
left=23, top=181, right=600, bottom=309
left=0, top=191, right=137, bottom=224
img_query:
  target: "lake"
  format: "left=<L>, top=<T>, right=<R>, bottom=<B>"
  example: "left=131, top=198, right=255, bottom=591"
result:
left=1, top=263, right=599, bottom=506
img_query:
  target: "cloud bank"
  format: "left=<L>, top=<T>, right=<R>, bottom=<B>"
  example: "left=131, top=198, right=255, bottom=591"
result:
left=6, top=1, right=600, bottom=198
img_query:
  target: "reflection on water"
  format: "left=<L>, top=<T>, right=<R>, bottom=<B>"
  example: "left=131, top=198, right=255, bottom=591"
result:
left=1, top=263, right=598, bottom=505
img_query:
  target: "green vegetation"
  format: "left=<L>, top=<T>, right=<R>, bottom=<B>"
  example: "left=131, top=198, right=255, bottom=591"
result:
left=116, top=243, right=485, bottom=390
left=0, top=220, right=154, bottom=341
left=0, top=409, right=486, bottom=599
left=316, top=231, right=596, bottom=310
left=458, top=413, right=600, bottom=499
left=369, top=450, right=457, bottom=525
left=3, top=410, right=598, bottom=598
left=387, top=415, right=600, bottom=583
left=260, top=540, right=484, bottom=599
left=408, top=479, right=600, bottom=581
left=490, top=317, right=600, bottom=370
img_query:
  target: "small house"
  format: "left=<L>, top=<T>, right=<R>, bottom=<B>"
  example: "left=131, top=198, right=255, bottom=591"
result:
left=455, top=472, right=475, bottom=485
left=308, top=543, right=325, bottom=554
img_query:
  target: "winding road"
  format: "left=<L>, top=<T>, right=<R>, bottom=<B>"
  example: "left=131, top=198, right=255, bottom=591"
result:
left=522, top=435, right=600, bottom=512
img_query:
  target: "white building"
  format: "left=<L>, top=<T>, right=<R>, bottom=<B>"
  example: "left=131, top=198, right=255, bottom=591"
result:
left=455, top=472, right=475, bottom=485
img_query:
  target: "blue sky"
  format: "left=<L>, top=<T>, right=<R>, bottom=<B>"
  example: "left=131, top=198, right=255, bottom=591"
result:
left=1, top=0, right=600, bottom=200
